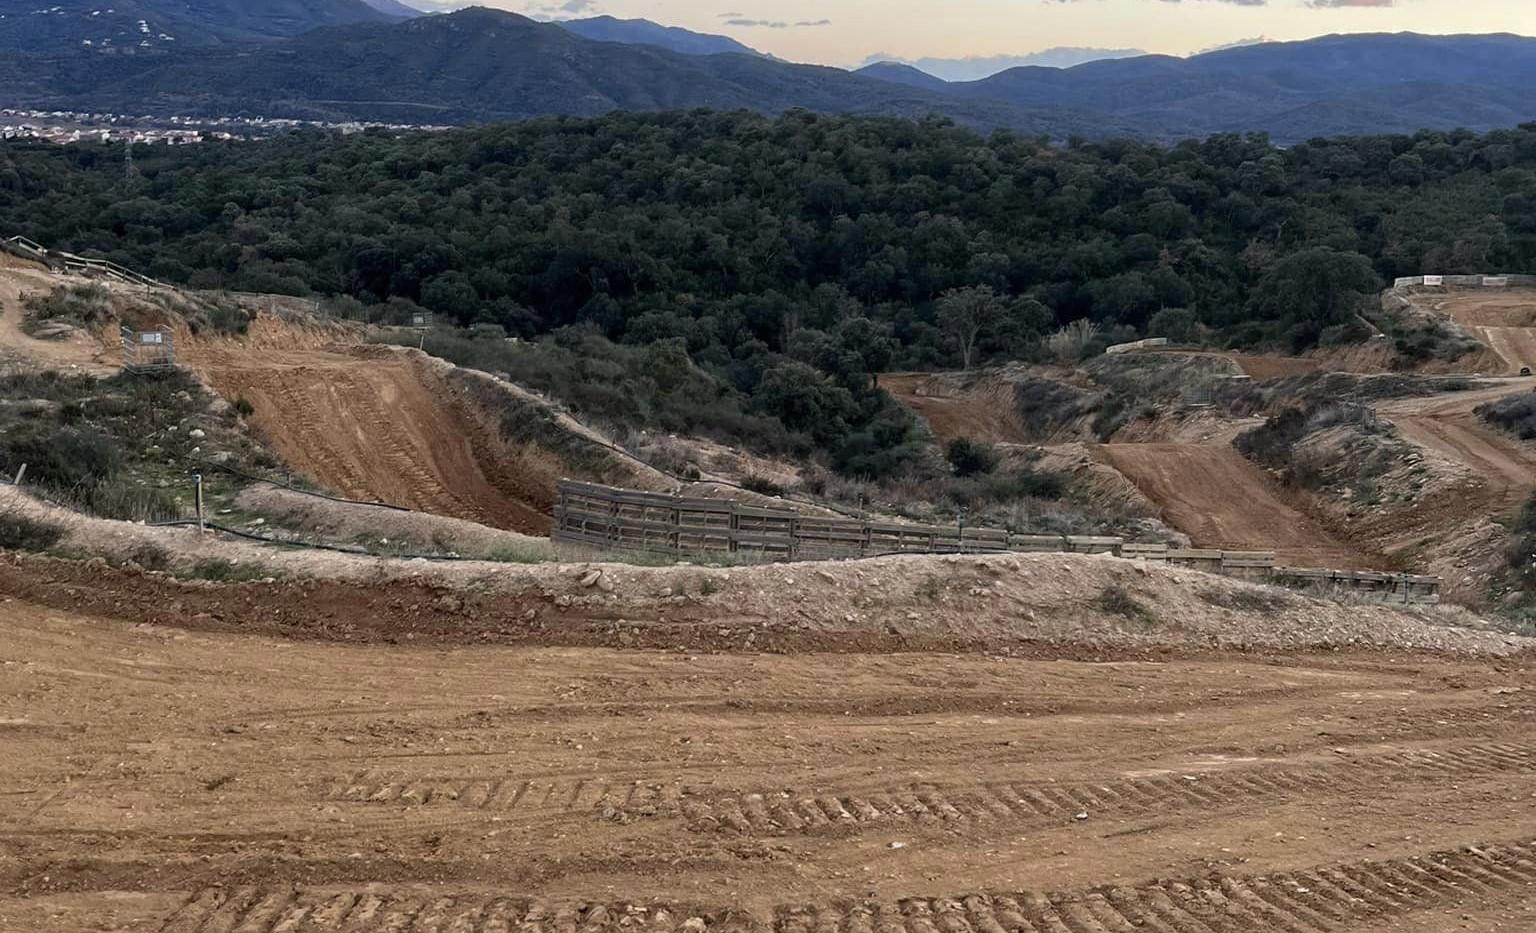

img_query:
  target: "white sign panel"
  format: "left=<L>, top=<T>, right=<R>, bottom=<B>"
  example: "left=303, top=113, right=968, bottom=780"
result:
left=1484, top=276, right=1510, bottom=287
left=1423, top=275, right=1443, bottom=287
left=139, top=332, right=164, bottom=345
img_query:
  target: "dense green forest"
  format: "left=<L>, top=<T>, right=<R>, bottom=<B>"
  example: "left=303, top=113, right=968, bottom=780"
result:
left=2, top=111, right=1533, bottom=475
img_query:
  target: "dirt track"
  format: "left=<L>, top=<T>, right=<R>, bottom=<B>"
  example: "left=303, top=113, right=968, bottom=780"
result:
left=1094, top=443, right=1374, bottom=568
left=1379, top=378, right=1536, bottom=515
left=191, top=346, right=556, bottom=534
left=1437, top=289, right=1536, bottom=374
left=1, top=590, right=1533, bottom=932
left=0, top=257, right=116, bottom=373
left=881, top=372, right=1032, bottom=445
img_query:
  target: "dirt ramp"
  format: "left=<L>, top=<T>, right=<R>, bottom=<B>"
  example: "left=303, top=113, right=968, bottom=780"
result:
left=1096, top=443, right=1373, bottom=569
left=209, top=352, right=556, bottom=534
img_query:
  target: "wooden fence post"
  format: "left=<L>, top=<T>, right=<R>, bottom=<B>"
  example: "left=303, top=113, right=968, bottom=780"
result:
left=193, top=472, right=205, bottom=532
left=12, top=463, right=25, bottom=486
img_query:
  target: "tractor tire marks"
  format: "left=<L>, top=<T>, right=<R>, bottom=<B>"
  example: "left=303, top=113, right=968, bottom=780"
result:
left=682, top=743, right=1536, bottom=836
left=156, top=841, right=1536, bottom=932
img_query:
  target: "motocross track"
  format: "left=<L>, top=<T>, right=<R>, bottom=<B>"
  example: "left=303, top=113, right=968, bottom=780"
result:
left=189, top=345, right=556, bottom=534
left=2, top=587, right=1534, bottom=933
left=1094, top=444, right=1375, bottom=568
left=1379, top=377, right=1536, bottom=516
left=1435, top=289, right=1536, bottom=374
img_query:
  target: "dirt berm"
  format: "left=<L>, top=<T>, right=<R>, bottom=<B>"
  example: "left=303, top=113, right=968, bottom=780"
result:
left=1, top=487, right=1524, bottom=658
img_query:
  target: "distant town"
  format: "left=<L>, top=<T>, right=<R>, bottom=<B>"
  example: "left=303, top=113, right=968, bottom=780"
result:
left=0, top=109, right=450, bottom=145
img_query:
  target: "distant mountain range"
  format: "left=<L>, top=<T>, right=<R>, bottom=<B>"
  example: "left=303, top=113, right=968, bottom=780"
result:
left=859, top=48, right=1147, bottom=82
left=0, top=0, right=392, bottom=49
left=558, top=16, right=764, bottom=58
left=1, top=4, right=1535, bottom=143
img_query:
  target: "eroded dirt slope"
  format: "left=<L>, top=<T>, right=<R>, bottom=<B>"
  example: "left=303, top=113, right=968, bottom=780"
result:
left=0, top=594, right=1532, bottom=932
left=880, top=372, right=1034, bottom=445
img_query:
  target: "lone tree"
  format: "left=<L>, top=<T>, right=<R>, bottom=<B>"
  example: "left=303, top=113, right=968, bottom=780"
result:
left=937, top=285, right=1003, bottom=371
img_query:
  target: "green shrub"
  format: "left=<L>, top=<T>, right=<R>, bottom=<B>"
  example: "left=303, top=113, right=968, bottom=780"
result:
left=946, top=437, right=1000, bottom=477
left=740, top=475, right=785, bottom=496
left=22, top=284, right=112, bottom=331
left=1477, top=391, right=1536, bottom=440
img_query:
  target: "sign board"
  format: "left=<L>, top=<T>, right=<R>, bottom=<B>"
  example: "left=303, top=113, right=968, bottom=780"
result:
left=411, top=313, right=431, bottom=328
left=1423, top=275, right=1443, bottom=287
left=139, top=332, right=165, bottom=345
left=1484, top=276, right=1510, bottom=287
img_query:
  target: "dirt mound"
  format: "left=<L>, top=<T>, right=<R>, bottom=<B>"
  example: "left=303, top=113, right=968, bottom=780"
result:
left=1, top=484, right=1523, bottom=657
left=235, top=484, right=553, bottom=560
left=1095, top=443, right=1378, bottom=569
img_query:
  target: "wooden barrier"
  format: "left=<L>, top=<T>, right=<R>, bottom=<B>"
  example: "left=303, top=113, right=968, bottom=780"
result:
left=552, top=480, right=1442, bottom=603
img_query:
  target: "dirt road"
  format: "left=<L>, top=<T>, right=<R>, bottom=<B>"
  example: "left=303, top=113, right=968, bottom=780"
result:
left=192, top=347, right=555, bottom=534
left=0, top=592, right=1532, bottom=932
left=1096, top=443, right=1375, bottom=568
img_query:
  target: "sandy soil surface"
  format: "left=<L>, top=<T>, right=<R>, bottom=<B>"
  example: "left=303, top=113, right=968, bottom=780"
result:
left=0, top=591, right=1532, bottom=932
left=1093, top=443, right=1378, bottom=569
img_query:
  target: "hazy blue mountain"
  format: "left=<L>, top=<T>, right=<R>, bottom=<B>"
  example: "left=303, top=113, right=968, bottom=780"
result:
left=0, top=8, right=1138, bottom=137
left=360, top=0, right=424, bottom=18
left=4, top=15, right=1536, bottom=143
left=938, top=32, right=1536, bottom=139
left=0, top=0, right=393, bottom=50
left=859, top=47, right=1146, bottom=81
left=557, top=16, right=762, bottom=57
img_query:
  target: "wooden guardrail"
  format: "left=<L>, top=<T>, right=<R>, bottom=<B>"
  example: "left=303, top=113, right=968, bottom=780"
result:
left=1, top=235, right=164, bottom=289
left=552, top=481, right=1442, bottom=604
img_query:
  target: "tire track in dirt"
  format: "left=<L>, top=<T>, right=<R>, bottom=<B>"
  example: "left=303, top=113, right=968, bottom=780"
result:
left=153, top=841, right=1536, bottom=932
left=322, top=741, right=1536, bottom=836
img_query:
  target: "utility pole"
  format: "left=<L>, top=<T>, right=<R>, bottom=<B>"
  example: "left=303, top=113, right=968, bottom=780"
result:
left=124, top=138, right=136, bottom=179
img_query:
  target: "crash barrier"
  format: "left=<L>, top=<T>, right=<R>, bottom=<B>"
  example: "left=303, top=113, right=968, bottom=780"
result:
left=2, top=234, right=164, bottom=289
left=1393, top=274, right=1536, bottom=289
left=1105, top=337, right=1170, bottom=355
left=552, top=480, right=1441, bottom=604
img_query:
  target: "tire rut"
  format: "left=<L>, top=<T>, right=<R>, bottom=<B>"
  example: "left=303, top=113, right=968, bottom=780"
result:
left=320, top=742, right=1536, bottom=836
left=154, top=840, right=1536, bottom=932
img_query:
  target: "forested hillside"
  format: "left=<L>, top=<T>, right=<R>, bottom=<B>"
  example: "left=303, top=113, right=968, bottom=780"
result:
left=2, top=111, right=1532, bottom=473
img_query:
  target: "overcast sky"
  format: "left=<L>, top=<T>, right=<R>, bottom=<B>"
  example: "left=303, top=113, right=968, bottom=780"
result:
left=421, top=0, right=1536, bottom=66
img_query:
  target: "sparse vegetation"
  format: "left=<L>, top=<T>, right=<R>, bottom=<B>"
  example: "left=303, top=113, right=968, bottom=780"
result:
left=1198, top=587, right=1296, bottom=613
left=21, top=283, right=111, bottom=336
left=0, top=507, right=63, bottom=551
left=1476, top=391, right=1536, bottom=440
left=1096, top=583, right=1155, bottom=624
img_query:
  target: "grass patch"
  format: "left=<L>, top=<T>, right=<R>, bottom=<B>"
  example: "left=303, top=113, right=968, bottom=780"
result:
left=1197, top=587, right=1296, bottom=612
left=1095, top=583, right=1156, bottom=624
